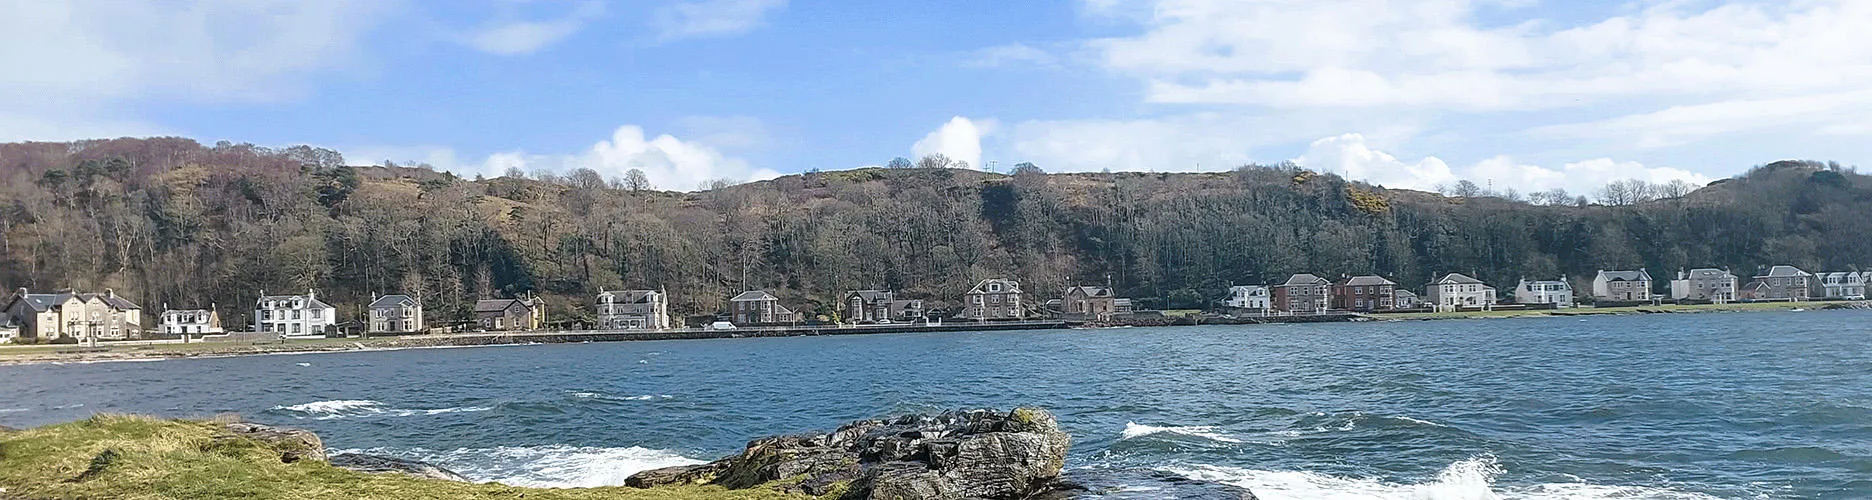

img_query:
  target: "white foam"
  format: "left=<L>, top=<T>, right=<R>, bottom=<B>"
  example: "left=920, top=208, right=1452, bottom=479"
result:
left=1121, top=422, right=1245, bottom=444
left=0, top=408, right=28, bottom=413
left=1165, top=456, right=1721, bottom=500
left=333, top=445, right=704, bottom=488
left=569, top=392, right=673, bottom=401
left=272, top=399, right=492, bottom=420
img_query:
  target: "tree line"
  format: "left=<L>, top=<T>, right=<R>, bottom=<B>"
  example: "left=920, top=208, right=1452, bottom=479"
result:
left=1, top=138, right=1866, bottom=327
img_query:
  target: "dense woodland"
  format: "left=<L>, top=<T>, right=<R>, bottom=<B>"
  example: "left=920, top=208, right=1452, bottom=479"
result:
left=1, top=138, right=1868, bottom=327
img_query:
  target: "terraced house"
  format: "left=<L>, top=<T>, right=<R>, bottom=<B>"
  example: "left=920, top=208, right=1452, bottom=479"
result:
left=3, top=288, right=143, bottom=341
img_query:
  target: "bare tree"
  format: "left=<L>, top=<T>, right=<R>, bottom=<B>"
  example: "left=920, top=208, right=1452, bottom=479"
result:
left=1452, top=180, right=1482, bottom=198
left=915, top=154, right=953, bottom=169
left=623, top=169, right=653, bottom=192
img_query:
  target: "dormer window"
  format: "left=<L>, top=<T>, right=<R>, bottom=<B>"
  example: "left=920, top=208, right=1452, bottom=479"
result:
left=989, top=283, right=1002, bottom=292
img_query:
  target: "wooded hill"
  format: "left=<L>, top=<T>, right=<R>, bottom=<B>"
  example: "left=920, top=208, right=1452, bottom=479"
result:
left=1, top=138, right=1867, bottom=326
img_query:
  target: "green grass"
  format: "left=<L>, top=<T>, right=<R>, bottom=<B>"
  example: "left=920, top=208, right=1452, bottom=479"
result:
left=1378, top=300, right=1836, bottom=320
left=0, top=415, right=820, bottom=500
left=0, top=337, right=422, bottom=364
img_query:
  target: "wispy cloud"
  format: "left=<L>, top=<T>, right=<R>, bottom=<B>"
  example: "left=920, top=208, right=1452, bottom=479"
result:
left=460, top=1, right=604, bottom=56
left=653, top=0, right=787, bottom=42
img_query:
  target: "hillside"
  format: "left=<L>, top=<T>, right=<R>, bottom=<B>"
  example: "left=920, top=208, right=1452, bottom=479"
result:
left=1, top=138, right=1868, bottom=326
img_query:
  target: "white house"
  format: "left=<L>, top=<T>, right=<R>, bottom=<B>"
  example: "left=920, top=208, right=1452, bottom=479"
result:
left=1670, top=268, right=1738, bottom=303
left=1820, top=271, right=1868, bottom=300
left=255, top=290, right=337, bottom=338
left=159, top=305, right=223, bottom=336
left=597, top=289, right=670, bottom=330
left=1223, top=285, right=1270, bottom=312
left=1426, top=273, right=1496, bottom=312
left=1591, top=269, right=1654, bottom=303
left=1513, top=278, right=1574, bottom=308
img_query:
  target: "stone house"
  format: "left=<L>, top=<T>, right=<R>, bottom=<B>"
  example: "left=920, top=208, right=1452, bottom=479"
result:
left=730, top=290, right=799, bottom=325
left=1061, top=286, right=1121, bottom=321
left=960, top=279, right=1025, bottom=320
left=1223, top=285, right=1270, bottom=312
left=368, top=294, right=424, bottom=334
left=1670, top=269, right=1738, bottom=303
left=1591, top=269, right=1654, bottom=303
left=1333, top=275, right=1397, bottom=312
left=256, top=290, right=336, bottom=337
left=1819, top=271, right=1868, bottom=300
left=1513, top=278, right=1574, bottom=308
left=475, top=295, right=546, bottom=331
left=1742, top=265, right=1817, bottom=302
left=597, top=289, right=671, bottom=330
left=4, top=288, right=143, bottom=341
left=841, top=290, right=922, bottom=323
left=159, top=305, right=222, bottom=336
left=1426, top=273, right=1496, bottom=312
left=1272, top=274, right=1332, bottom=314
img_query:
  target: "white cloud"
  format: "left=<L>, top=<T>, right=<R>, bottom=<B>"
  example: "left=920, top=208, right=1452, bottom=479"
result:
left=0, top=0, right=389, bottom=140
left=965, top=43, right=1059, bottom=69
left=462, top=3, right=604, bottom=56
left=913, top=117, right=993, bottom=169
left=1295, top=133, right=1713, bottom=195
left=1009, top=115, right=1255, bottom=172
left=348, top=124, right=780, bottom=191
left=654, top=0, right=787, bottom=42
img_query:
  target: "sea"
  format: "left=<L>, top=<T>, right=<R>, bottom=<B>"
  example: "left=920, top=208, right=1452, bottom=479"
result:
left=2, top=310, right=1869, bottom=499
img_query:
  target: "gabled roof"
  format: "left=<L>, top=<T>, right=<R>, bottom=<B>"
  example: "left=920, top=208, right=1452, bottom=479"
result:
left=1759, top=265, right=1811, bottom=278
left=1340, top=275, right=1396, bottom=287
left=1596, top=270, right=1652, bottom=282
left=1394, top=289, right=1419, bottom=298
left=967, top=279, right=1022, bottom=294
left=10, top=293, right=74, bottom=312
left=845, top=290, right=893, bottom=302
left=369, top=295, right=419, bottom=308
left=474, top=298, right=531, bottom=313
left=1066, top=286, right=1113, bottom=298
left=1281, top=274, right=1330, bottom=286
left=1434, top=273, right=1483, bottom=285
left=731, top=290, right=779, bottom=302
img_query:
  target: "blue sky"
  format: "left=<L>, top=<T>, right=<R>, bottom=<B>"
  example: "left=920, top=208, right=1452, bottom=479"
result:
left=4, top=0, right=1870, bottom=193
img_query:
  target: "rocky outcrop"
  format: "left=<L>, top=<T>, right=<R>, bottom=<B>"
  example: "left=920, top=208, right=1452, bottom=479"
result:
left=218, top=422, right=326, bottom=463
left=628, top=408, right=1072, bottom=499
left=330, top=453, right=472, bottom=482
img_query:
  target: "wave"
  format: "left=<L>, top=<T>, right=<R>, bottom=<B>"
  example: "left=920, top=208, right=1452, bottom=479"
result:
left=1164, top=455, right=1720, bottom=500
left=567, top=392, right=674, bottom=401
left=1120, top=422, right=1245, bottom=444
left=270, top=399, right=492, bottom=420
left=0, top=408, right=28, bottom=413
left=331, top=444, right=703, bottom=488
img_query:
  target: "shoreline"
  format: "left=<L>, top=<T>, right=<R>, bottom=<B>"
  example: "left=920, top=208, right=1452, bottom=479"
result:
left=0, top=302, right=1861, bottom=367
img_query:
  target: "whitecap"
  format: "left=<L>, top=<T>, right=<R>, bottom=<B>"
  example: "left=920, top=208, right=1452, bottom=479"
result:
left=1164, top=455, right=1721, bottom=500
left=271, top=399, right=491, bottom=420
left=332, top=445, right=703, bottom=488
left=295, top=362, right=311, bottom=367
left=0, top=408, right=28, bottom=413
left=1121, top=422, right=1245, bottom=444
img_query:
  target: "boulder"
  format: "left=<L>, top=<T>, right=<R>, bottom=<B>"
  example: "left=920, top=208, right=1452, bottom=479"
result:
left=330, top=453, right=471, bottom=482
left=627, top=407, right=1072, bottom=500
left=219, top=422, right=326, bottom=463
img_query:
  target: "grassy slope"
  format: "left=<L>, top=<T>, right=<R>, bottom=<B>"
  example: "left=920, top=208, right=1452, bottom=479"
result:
left=0, top=415, right=813, bottom=500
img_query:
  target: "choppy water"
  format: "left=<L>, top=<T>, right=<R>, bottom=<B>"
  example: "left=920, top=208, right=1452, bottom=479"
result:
left=3, top=310, right=1870, bottom=499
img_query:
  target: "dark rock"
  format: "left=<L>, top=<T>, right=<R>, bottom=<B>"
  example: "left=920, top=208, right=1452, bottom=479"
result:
left=219, top=422, right=326, bottom=463
left=1044, top=468, right=1258, bottom=500
left=627, top=407, right=1073, bottom=500
left=330, top=453, right=471, bottom=482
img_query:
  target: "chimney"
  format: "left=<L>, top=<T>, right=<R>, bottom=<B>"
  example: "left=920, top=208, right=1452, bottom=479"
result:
left=107, top=288, right=116, bottom=298
left=307, top=289, right=316, bottom=300
left=14, top=288, right=25, bottom=298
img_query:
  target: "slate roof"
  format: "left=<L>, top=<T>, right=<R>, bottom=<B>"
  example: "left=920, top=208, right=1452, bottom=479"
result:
left=1597, top=270, right=1653, bottom=282
left=474, top=299, right=530, bottom=313
left=1340, top=275, right=1396, bottom=287
left=13, top=293, right=72, bottom=312
left=1684, top=268, right=1734, bottom=280
left=846, top=290, right=893, bottom=302
left=730, top=290, right=779, bottom=302
left=1281, top=274, right=1330, bottom=286
left=368, top=295, right=419, bottom=308
left=600, top=290, right=660, bottom=303
left=967, top=279, right=1022, bottom=294
left=258, top=294, right=334, bottom=310
left=1759, top=265, right=1812, bottom=278
left=1066, top=286, right=1114, bottom=298
left=1435, top=273, right=1484, bottom=285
